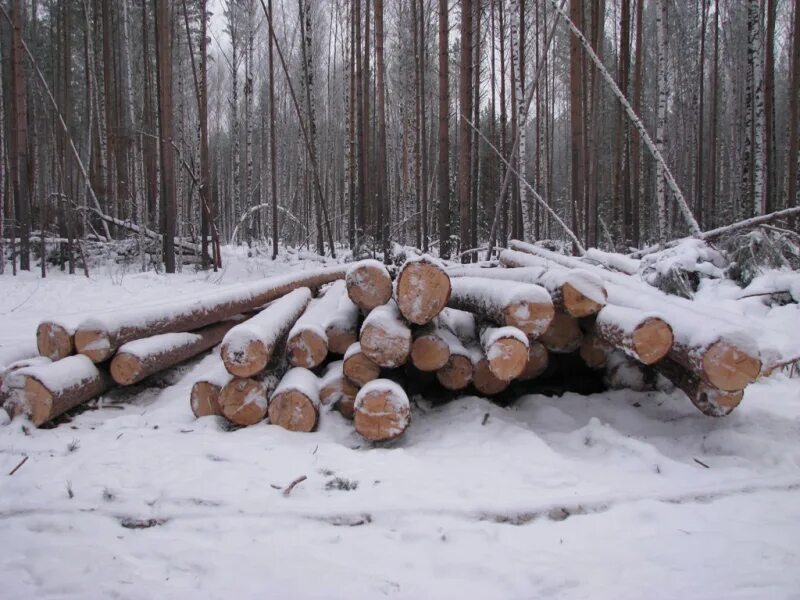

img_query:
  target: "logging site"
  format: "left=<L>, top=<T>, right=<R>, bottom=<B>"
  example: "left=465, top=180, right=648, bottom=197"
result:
left=2, top=0, right=800, bottom=597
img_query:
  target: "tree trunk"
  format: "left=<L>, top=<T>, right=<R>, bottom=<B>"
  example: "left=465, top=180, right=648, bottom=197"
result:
left=458, top=0, right=473, bottom=259
left=438, top=0, right=451, bottom=259
left=569, top=0, right=585, bottom=251
left=375, top=0, right=389, bottom=256
left=787, top=0, right=800, bottom=219
left=155, top=0, right=176, bottom=272
left=655, top=0, right=668, bottom=244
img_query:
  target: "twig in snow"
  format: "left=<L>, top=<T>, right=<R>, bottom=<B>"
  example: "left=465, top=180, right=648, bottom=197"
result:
left=8, top=455, right=28, bottom=475
left=481, top=413, right=490, bottom=426
left=283, top=475, right=308, bottom=497
left=693, top=458, right=710, bottom=469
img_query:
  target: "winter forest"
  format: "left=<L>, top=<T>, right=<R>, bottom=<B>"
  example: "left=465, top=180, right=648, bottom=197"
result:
left=2, top=1, right=800, bottom=598
left=0, top=0, right=798, bottom=272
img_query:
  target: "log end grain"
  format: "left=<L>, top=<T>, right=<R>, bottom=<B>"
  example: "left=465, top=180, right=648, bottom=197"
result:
left=539, top=312, right=583, bottom=354
left=411, top=334, right=450, bottom=372
left=109, top=353, right=144, bottom=386
left=74, top=329, right=114, bottom=363
left=343, top=347, right=381, bottom=387
left=580, top=333, right=610, bottom=370
left=36, top=322, right=74, bottom=361
left=518, top=341, right=550, bottom=381
left=503, top=300, right=555, bottom=338
left=473, top=358, right=510, bottom=396
left=561, top=281, right=605, bottom=317
left=703, top=341, right=762, bottom=392
left=219, top=378, right=268, bottom=426
left=287, top=329, right=328, bottom=369
left=191, top=381, right=223, bottom=418
left=268, top=390, right=319, bottom=432
left=221, top=339, right=270, bottom=379
left=354, top=382, right=410, bottom=441
left=436, top=354, right=473, bottom=391
left=320, top=377, right=359, bottom=419
left=691, top=386, right=744, bottom=417
left=325, top=323, right=358, bottom=355
left=395, top=259, right=451, bottom=325
left=485, top=337, right=528, bottom=381
left=631, top=318, right=674, bottom=365
left=346, top=262, right=393, bottom=311
left=360, top=324, right=411, bottom=369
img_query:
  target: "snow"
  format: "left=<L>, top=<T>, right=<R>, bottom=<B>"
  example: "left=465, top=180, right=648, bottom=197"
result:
left=450, top=276, right=553, bottom=308
left=287, top=280, right=348, bottom=342
left=355, top=378, right=410, bottom=414
left=0, top=248, right=799, bottom=598
left=360, top=300, right=409, bottom=340
left=343, top=341, right=363, bottom=361
left=117, top=332, right=202, bottom=359
left=595, top=305, right=659, bottom=334
left=10, top=354, right=102, bottom=394
left=222, top=287, right=312, bottom=355
left=271, top=367, right=321, bottom=408
left=481, top=325, right=530, bottom=350
left=584, top=248, right=641, bottom=275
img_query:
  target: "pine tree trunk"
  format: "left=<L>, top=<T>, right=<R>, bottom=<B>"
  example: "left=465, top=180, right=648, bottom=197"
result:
left=785, top=0, right=800, bottom=220
left=569, top=0, right=585, bottom=252
left=438, top=0, right=451, bottom=259
left=375, top=0, right=388, bottom=257
left=269, top=0, right=279, bottom=259
left=458, top=0, right=473, bottom=260
left=155, top=0, right=176, bottom=272
left=655, top=0, right=668, bottom=244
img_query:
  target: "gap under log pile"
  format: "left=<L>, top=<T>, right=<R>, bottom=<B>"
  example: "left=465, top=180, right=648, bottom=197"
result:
left=4, top=248, right=787, bottom=440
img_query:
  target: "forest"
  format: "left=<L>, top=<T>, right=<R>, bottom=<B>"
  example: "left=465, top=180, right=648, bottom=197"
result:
left=0, top=0, right=798, bottom=274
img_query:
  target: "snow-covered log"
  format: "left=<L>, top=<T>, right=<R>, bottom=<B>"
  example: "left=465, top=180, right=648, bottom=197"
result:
left=518, top=341, right=550, bottom=381
left=268, top=367, right=321, bottom=432
left=480, top=325, right=529, bottom=381
left=36, top=319, right=77, bottom=361
left=582, top=248, right=640, bottom=275
left=74, top=266, right=346, bottom=362
left=353, top=379, right=411, bottom=441
left=111, top=319, right=240, bottom=385
left=447, top=277, right=554, bottom=338
left=538, top=312, right=584, bottom=354
left=394, top=255, right=451, bottom=325
left=436, top=353, right=474, bottom=391
left=594, top=306, right=673, bottom=365
left=434, top=309, right=479, bottom=390
left=655, top=358, right=743, bottom=417
left=345, top=259, right=393, bottom=312
left=325, top=291, right=360, bottom=354
left=449, top=263, right=607, bottom=317
left=4, top=355, right=110, bottom=426
left=319, top=361, right=359, bottom=418
left=473, top=354, right=510, bottom=396
left=221, top=288, right=311, bottom=378
left=218, top=355, right=288, bottom=426
left=286, top=282, right=349, bottom=368
left=579, top=331, right=611, bottom=369
left=506, top=242, right=762, bottom=390
left=343, top=342, right=381, bottom=387
left=359, top=301, right=412, bottom=368
left=190, top=362, right=233, bottom=418
left=410, top=315, right=469, bottom=372
left=0, top=357, right=52, bottom=406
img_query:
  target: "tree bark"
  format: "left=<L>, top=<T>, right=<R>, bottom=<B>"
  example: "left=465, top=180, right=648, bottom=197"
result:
left=438, top=0, right=451, bottom=259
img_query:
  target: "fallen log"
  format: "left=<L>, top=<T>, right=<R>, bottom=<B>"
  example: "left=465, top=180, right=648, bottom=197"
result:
left=655, top=357, right=743, bottom=417
left=359, top=301, right=412, bottom=368
left=286, top=282, right=349, bottom=368
left=190, top=361, right=233, bottom=418
left=395, top=255, right=451, bottom=325
left=36, top=320, right=77, bottom=361
left=343, top=342, right=381, bottom=387
left=219, top=377, right=270, bottom=426
left=435, top=309, right=479, bottom=390
left=579, top=331, right=610, bottom=370
left=447, top=276, right=554, bottom=338
left=111, top=319, right=240, bottom=385
left=505, top=243, right=762, bottom=390
left=353, top=379, right=411, bottom=441
left=538, top=312, right=584, bottom=354
left=346, top=259, right=393, bottom=312
left=436, top=353, right=474, bottom=391
left=449, top=263, right=607, bottom=317
left=410, top=317, right=464, bottom=372
left=473, top=355, right=510, bottom=396
left=319, top=360, right=359, bottom=418
left=594, top=305, right=673, bottom=365
left=74, top=265, right=346, bottom=362
left=325, top=290, right=360, bottom=354
left=0, top=357, right=52, bottom=406
left=221, top=288, right=311, bottom=378
left=518, top=341, right=549, bottom=381
left=4, top=355, right=111, bottom=426
left=268, top=367, right=321, bottom=432
left=480, top=325, right=529, bottom=381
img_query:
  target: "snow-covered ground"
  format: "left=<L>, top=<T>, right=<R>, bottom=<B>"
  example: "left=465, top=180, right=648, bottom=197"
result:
left=1, top=249, right=799, bottom=599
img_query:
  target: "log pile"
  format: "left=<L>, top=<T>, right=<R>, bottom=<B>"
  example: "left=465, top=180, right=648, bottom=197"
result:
left=4, top=247, right=786, bottom=439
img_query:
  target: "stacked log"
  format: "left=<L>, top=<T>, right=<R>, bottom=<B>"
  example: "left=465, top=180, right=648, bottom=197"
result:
left=190, top=361, right=232, bottom=418
left=353, top=379, right=411, bottom=441
left=268, top=367, right=321, bottom=432
left=286, top=281, right=351, bottom=368
left=346, top=259, right=393, bottom=312
left=394, top=255, right=451, bottom=324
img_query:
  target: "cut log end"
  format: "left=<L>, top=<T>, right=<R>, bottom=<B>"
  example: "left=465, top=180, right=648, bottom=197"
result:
left=561, top=281, right=605, bottom=317
left=287, top=329, right=328, bottom=369
left=396, top=260, right=451, bottom=325
left=221, top=339, right=270, bottom=378
left=485, top=337, right=528, bottom=381
left=320, top=377, right=359, bottom=419
left=219, top=378, right=268, bottom=426
left=36, top=322, right=74, bottom=361
left=473, top=358, right=510, bottom=396
left=325, top=324, right=358, bottom=355
left=518, top=341, right=549, bottom=381
left=343, top=349, right=381, bottom=387
left=109, top=353, right=143, bottom=386
left=411, top=334, right=450, bottom=372
left=539, top=312, right=583, bottom=354
left=631, top=317, right=674, bottom=365
left=691, top=386, right=744, bottom=417
left=360, top=324, right=411, bottom=369
left=190, top=381, right=223, bottom=418
left=436, top=354, right=473, bottom=390
left=503, top=300, right=555, bottom=338
left=21, top=377, right=54, bottom=427
left=346, top=262, right=393, bottom=311
left=580, top=333, right=609, bottom=370
left=74, top=329, right=114, bottom=363
left=268, top=390, right=319, bottom=432
left=703, top=341, right=762, bottom=392
left=354, top=385, right=410, bottom=442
